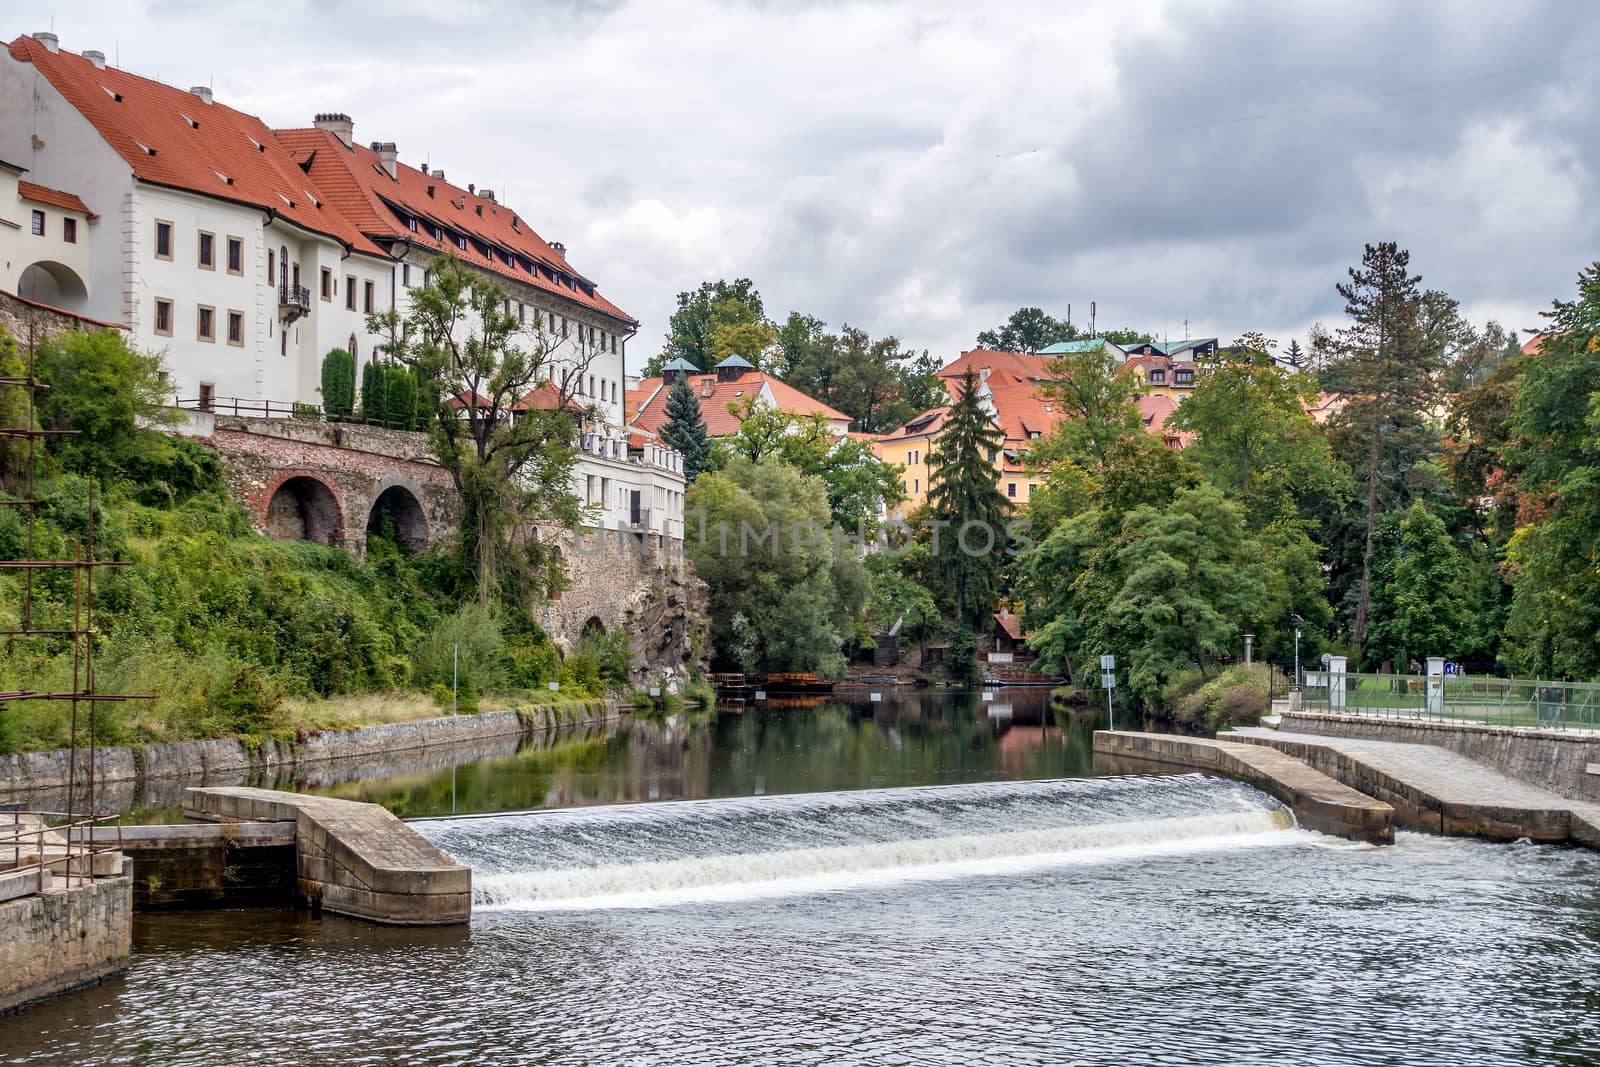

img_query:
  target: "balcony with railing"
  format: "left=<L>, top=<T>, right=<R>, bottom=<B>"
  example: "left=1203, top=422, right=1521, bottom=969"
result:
left=278, top=282, right=312, bottom=322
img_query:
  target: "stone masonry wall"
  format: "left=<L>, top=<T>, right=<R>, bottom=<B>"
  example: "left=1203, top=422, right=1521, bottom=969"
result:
left=540, top=528, right=709, bottom=691
left=0, top=289, right=127, bottom=347
left=0, top=871, right=132, bottom=1015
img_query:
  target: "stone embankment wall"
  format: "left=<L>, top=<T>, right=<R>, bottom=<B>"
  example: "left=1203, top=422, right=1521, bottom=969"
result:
left=1277, top=712, right=1600, bottom=804
left=0, top=702, right=615, bottom=802
left=0, top=871, right=132, bottom=1015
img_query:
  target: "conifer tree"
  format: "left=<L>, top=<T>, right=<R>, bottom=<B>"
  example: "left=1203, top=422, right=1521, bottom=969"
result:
left=660, top=372, right=712, bottom=483
left=926, top=369, right=1008, bottom=628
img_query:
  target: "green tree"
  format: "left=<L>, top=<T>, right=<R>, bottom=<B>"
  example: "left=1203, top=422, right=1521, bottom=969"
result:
left=1323, top=242, right=1457, bottom=652
left=1031, top=341, right=1143, bottom=470
left=977, top=306, right=1080, bottom=353
left=653, top=278, right=767, bottom=373
left=369, top=257, right=582, bottom=607
left=34, top=328, right=175, bottom=480
left=1388, top=504, right=1471, bottom=664
left=1170, top=339, right=1347, bottom=530
left=926, top=369, right=1008, bottom=627
left=658, top=372, right=712, bottom=483
left=320, top=348, right=356, bottom=417
left=685, top=455, right=865, bottom=676
left=1283, top=338, right=1308, bottom=371
left=774, top=314, right=943, bottom=433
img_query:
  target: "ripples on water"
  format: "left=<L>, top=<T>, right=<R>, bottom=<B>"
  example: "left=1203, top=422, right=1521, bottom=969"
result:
left=2, top=776, right=1598, bottom=1066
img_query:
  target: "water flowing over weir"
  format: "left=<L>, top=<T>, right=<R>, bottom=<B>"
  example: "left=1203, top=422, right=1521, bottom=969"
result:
left=412, top=775, right=1301, bottom=910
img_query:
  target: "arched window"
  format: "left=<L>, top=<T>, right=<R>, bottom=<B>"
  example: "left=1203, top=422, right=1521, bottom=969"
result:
left=349, top=333, right=358, bottom=360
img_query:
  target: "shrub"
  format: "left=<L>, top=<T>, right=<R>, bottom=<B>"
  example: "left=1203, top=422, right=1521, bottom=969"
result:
left=1161, top=664, right=1269, bottom=732
left=411, top=605, right=508, bottom=704
left=320, top=348, right=356, bottom=417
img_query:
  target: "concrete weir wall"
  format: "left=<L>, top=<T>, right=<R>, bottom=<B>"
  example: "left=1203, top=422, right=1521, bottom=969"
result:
left=1092, top=731, right=1394, bottom=843
left=0, top=873, right=132, bottom=1016
left=1278, top=712, right=1600, bottom=804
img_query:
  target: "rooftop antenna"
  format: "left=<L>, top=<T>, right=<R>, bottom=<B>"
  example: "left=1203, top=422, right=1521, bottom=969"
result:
left=1090, top=301, right=1097, bottom=339
left=1183, top=318, right=1191, bottom=341
left=1066, top=304, right=1071, bottom=333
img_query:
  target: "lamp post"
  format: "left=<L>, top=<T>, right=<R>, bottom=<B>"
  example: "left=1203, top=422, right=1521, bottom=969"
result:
left=1290, top=613, right=1304, bottom=691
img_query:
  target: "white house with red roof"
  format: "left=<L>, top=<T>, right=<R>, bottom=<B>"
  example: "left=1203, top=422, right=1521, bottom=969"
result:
left=626, top=355, right=851, bottom=438
left=0, top=30, right=682, bottom=542
left=0, top=158, right=97, bottom=309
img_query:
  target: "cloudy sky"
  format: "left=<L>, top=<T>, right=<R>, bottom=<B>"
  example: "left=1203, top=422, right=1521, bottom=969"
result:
left=14, top=1, right=1600, bottom=359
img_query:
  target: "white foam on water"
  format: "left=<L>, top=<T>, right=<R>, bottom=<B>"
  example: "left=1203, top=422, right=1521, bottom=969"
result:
left=474, top=809, right=1300, bottom=912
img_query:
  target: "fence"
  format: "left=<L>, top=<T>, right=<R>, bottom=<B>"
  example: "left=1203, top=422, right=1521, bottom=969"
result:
left=1301, top=671, right=1600, bottom=731
left=176, top=396, right=422, bottom=431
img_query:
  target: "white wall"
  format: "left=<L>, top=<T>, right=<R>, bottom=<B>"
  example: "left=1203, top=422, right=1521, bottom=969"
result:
left=0, top=167, right=96, bottom=305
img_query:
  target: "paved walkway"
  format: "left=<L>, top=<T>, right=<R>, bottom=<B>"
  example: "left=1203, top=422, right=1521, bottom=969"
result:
left=1227, top=728, right=1599, bottom=846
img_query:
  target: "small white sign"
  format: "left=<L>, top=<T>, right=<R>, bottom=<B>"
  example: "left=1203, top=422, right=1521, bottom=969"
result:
left=755, top=690, right=767, bottom=701
left=870, top=692, right=882, bottom=702
left=1101, top=672, right=1117, bottom=689
left=548, top=681, right=560, bottom=691
left=982, top=691, right=994, bottom=701
left=649, top=687, right=661, bottom=697
left=1100, top=654, right=1116, bottom=670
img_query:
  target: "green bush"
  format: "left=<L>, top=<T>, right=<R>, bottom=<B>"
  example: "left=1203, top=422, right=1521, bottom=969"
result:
left=320, top=348, right=356, bottom=417
left=411, top=605, right=508, bottom=708
left=1161, top=664, right=1270, bottom=732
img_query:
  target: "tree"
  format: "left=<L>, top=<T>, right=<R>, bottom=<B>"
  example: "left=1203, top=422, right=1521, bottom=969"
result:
left=1031, top=341, right=1143, bottom=470
left=977, top=307, right=1080, bottom=353
left=1169, top=339, right=1348, bottom=531
left=369, top=257, right=588, bottom=607
left=774, top=313, right=944, bottom=434
left=320, top=348, right=355, bottom=417
left=926, top=369, right=1009, bottom=627
left=653, top=278, right=767, bottom=373
left=1388, top=504, right=1470, bottom=665
left=685, top=455, right=865, bottom=676
left=1283, top=338, right=1308, bottom=371
left=1323, top=242, right=1456, bottom=652
left=658, top=372, right=712, bottom=483
left=34, top=328, right=174, bottom=481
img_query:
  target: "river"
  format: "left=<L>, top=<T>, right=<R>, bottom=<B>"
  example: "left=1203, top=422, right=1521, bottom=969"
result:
left=1, top=691, right=1597, bottom=1065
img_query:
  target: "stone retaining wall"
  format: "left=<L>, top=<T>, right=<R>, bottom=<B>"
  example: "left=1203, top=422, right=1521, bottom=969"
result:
left=0, top=870, right=131, bottom=1016
left=0, top=702, right=614, bottom=802
left=1277, top=712, right=1600, bottom=804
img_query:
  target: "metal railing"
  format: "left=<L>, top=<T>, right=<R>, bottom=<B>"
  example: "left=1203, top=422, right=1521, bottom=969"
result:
left=1, top=809, right=125, bottom=895
left=1301, top=671, right=1600, bottom=731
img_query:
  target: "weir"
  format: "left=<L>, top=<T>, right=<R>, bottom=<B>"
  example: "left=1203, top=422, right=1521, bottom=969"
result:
left=413, top=776, right=1303, bottom=911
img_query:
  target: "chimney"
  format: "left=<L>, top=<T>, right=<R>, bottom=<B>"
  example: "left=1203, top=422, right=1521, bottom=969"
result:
left=189, top=85, right=213, bottom=105
left=83, top=49, right=106, bottom=69
left=313, top=112, right=354, bottom=149
left=31, top=32, right=59, bottom=53
left=431, top=168, right=445, bottom=181
left=700, top=378, right=714, bottom=399
left=662, top=367, right=679, bottom=386
left=468, top=183, right=475, bottom=195
left=373, top=142, right=398, bottom=179
left=479, top=189, right=495, bottom=202
left=549, top=240, right=567, bottom=257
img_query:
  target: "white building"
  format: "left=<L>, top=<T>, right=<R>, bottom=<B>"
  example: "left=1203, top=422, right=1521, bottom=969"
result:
left=0, top=31, right=682, bottom=541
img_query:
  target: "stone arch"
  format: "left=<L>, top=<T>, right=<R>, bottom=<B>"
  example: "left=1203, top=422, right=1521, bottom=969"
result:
left=17, top=260, right=89, bottom=312
left=366, top=483, right=429, bottom=553
left=264, top=474, right=343, bottom=546
left=581, top=616, right=606, bottom=639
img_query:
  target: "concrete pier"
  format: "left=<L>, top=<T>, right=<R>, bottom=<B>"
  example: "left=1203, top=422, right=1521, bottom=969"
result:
left=184, top=787, right=470, bottom=925
left=1093, top=731, right=1394, bottom=843
left=1227, top=729, right=1600, bottom=846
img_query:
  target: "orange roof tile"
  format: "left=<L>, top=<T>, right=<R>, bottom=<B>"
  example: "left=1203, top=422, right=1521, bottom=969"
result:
left=513, top=381, right=583, bottom=412
left=630, top=371, right=847, bottom=437
left=876, top=406, right=952, bottom=443
left=17, top=179, right=95, bottom=218
left=9, top=37, right=384, bottom=258
left=274, top=127, right=635, bottom=324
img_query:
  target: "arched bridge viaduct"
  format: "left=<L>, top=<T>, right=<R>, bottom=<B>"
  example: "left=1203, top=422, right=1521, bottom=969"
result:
left=196, top=414, right=458, bottom=557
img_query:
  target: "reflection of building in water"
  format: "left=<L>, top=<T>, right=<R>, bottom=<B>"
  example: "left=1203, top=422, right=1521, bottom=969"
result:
left=622, top=718, right=713, bottom=803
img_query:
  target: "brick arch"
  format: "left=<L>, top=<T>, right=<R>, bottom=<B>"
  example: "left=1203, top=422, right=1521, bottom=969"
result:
left=366, top=472, right=430, bottom=553
left=263, top=471, right=344, bottom=546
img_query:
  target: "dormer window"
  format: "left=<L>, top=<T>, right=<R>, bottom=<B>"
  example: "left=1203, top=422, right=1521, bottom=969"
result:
left=133, top=139, right=155, bottom=156
left=1149, top=369, right=1165, bottom=383
left=101, top=85, right=122, bottom=102
left=180, top=113, right=199, bottom=129
left=1175, top=369, right=1193, bottom=385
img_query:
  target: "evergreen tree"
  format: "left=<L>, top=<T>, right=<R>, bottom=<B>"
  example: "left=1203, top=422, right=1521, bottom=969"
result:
left=659, top=372, right=712, bottom=483
left=1324, top=242, right=1455, bottom=652
left=320, top=348, right=355, bottom=417
left=926, top=369, right=1008, bottom=628
left=1388, top=504, right=1470, bottom=664
left=1283, top=338, right=1308, bottom=371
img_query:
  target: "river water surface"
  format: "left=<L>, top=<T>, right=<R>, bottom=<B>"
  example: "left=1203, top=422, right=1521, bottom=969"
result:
left=2, top=692, right=1597, bottom=1065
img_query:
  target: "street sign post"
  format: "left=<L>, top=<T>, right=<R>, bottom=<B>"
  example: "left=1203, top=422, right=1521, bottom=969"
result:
left=1100, top=655, right=1116, bottom=730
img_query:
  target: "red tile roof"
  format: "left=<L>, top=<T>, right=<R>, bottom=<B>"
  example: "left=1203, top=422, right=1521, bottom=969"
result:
left=994, top=609, right=1025, bottom=642
left=875, top=406, right=951, bottom=443
left=274, top=128, right=635, bottom=324
left=17, top=179, right=95, bottom=218
left=1521, top=334, right=1551, bottom=357
left=8, top=36, right=384, bottom=258
left=629, top=371, right=848, bottom=436
left=513, top=381, right=583, bottom=413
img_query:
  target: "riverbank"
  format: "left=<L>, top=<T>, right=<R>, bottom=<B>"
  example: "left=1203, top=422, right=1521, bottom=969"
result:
left=0, top=700, right=619, bottom=810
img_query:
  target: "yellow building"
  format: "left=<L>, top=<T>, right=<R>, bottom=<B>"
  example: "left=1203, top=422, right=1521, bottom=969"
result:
left=873, top=407, right=947, bottom=513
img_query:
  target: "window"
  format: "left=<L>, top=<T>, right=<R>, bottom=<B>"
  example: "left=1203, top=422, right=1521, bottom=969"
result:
left=913, top=478, right=919, bottom=494
left=517, top=302, right=525, bottom=324
left=589, top=374, right=596, bottom=398
left=364, top=280, right=375, bottom=314
left=1007, top=482, right=1017, bottom=499
left=906, top=450, right=913, bottom=465
left=155, top=220, right=173, bottom=260
left=268, top=249, right=275, bottom=285
left=1176, top=369, right=1193, bottom=385
left=154, top=298, right=173, bottom=337
left=402, top=263, right=411, bottom=287
left=281, top=329, right=288, bottom=357
left=611, top=335, right=618, bottom=354
left=198, top=231, right=215, bottom=269
left=225, top=236, right=243, bottom=275
left=197, top=305, right=215, bottom=342
left=29, top=209, right=45, bottom=236
left=345, top=275, right=357, bottom=311
left=321, top=268, right=332, bottom=301
left=1149, top=369, right=1165, bottom=383
left=198, top=382, right=215, bottom=412
left=63, top=217, right=76, bottom=243
left=227, top=310, right=244, bottom=346
left=292, top=263, right=301, bottom=290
